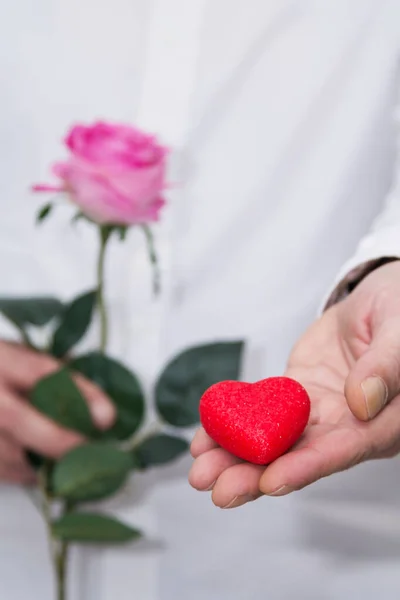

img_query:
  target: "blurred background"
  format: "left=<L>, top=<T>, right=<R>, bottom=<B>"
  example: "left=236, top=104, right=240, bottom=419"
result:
left=1, top=1, right=400, bottom=599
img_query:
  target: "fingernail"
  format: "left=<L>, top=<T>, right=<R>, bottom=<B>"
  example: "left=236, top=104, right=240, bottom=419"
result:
left=205, top=480, right=216, bottom=491
left=91, top=402, right=115, bottom=429
left=222, top=494, right=255, bottom=509
left=267, top=485, right=292, bottom=497
left=361, top=376, right=388, bottom=419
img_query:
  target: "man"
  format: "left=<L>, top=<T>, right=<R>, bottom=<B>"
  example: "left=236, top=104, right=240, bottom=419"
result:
left=2, top=0, right=400, bottom=599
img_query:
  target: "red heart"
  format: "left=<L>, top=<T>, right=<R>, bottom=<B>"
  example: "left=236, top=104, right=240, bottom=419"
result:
left=199, top=377, right=310, bottom=465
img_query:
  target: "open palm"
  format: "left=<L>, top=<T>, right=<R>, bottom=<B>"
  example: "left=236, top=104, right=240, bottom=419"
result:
left=189, top=262, right=400, bottom=509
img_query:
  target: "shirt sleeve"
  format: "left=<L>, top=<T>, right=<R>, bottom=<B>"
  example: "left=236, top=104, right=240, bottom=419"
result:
left=322, top=105, right=400, bottom=310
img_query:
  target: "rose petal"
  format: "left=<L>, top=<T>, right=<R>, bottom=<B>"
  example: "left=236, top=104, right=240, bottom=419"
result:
left=31, top=183, right=65, bottom=193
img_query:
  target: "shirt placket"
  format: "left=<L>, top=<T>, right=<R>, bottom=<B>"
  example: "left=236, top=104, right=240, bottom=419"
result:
left=121, top=0, right=207, bottom=390
left=98, top=3, right=207, bottom=600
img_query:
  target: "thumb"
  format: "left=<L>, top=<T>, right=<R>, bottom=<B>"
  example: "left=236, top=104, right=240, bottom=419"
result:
left=73, top=374, right=116, bottom=430
left=345, top=318, right=400, bottom=421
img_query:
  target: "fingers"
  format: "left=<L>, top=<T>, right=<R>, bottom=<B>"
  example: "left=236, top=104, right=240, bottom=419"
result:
left=189, top=447, right=241, bottom=490
left=0, top=342, right=115, bottom=430
left=0, top=433, right=36, bottom=484
left=0, top=341, right=58, bottom=389
left=259, top=426, right=368, bottom=496
left=72, top=373, right=115, bottom=430
left=0, top=462, right=35, bottom=485
left=190, top=425, right=371, bottom=505
left=190, top=428, right=218, bottom=458
left=211, top=463, right=264, bottom=508
left=0, top=389, right=84, bottom=459
left=345, top=317, right=400, bottom=421
left=189, top=446, right=264, bottom=508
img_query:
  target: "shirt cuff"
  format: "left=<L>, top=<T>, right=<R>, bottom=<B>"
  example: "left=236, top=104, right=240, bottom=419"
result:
left=321, top=225, right=400, bottom=312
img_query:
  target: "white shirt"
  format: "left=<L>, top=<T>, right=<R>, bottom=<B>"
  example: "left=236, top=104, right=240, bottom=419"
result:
left=1, top=1, right=400, bottom=599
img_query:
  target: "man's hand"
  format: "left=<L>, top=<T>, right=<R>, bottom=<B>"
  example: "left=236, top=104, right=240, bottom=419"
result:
left=0, top=341, right=115, bottom=484
left=189, top=261, right=400, bottom=508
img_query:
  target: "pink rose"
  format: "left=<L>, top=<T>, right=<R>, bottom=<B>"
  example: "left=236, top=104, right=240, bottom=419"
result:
left=33, top=122, right=169, bottom=225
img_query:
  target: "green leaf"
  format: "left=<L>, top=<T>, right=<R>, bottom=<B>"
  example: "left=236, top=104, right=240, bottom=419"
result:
left=132, top=434, right=189, bottom=469
left=69, top=352, right=145, bottom=440
left=37, top=203, right=53, bottom=223
left=0, top=297, right=64, bottom=328
left=52, top=512, right=141, bottom=544
left=155, top=341, right=244, bottom=427
left=52, top=443, right=132, bottom=502
left=30, top=368, right=95, bottom=436
left=51, top=290, right=97, bottom=358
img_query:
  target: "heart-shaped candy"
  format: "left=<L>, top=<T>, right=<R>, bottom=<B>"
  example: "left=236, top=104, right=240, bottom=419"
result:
left=199, top=377, right=310, bottom=465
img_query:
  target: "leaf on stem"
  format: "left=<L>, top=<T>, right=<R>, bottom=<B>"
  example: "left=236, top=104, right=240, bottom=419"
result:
left=30, top=368, right=95, bottom=436
left=0, top=297, right=64, bottom=328
left=52, top=443, right=132, bottom=502
left=155, top=341, right=244, bottom=427
left=52, top=512, right=141, bottom=543
left=50, top=290, right=97, bottom=358
left=37, top=203, right=54, bottom=224
left=70, top=352, right=145, bottom=440
left=132, top=434, right=189, bottom=469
